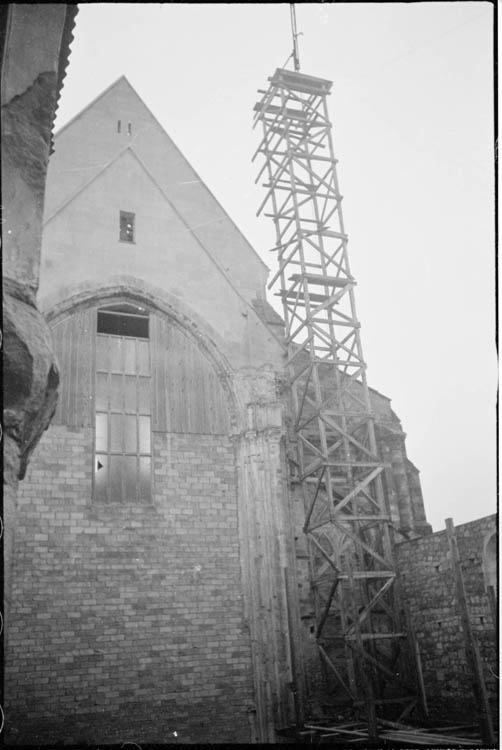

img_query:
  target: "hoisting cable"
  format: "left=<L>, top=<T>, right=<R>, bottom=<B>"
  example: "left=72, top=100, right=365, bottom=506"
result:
left=290, top=4, right=301, bottom=72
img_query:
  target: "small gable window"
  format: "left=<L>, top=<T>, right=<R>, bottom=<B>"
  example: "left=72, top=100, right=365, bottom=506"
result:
left=119, top=211, right=135, bottom=243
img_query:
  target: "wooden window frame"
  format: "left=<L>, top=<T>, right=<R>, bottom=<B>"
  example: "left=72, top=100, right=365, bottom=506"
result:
left=93, top=305, right=152, bottom=505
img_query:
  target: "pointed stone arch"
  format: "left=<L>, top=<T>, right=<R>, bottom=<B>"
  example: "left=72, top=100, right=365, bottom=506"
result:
left=42, top=275, right=239, bottom=431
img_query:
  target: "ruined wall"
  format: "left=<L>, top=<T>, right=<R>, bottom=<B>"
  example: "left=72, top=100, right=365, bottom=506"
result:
left=2, top=1, right=77, bottom=642
left=396, top=515, right=497, bottom=721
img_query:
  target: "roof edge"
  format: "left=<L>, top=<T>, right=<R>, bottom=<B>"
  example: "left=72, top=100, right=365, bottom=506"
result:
left=53, top=74, right=269, bottom=273
left=54, top=74, right=132, bottom=138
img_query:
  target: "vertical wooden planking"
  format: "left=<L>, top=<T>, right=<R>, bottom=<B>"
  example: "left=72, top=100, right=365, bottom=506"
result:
left=150, top=314, right=168, bottom=432
left=168, top=326, right=183, bottom=431
left=50, top=308, right=95, bottom=427
left=76, top=307, right=95, bottom=426
left=181, top=331, right=194, bottom=432
left=87, top=308, right=97, bottom=425
left=67, top=311, right=78, bottom=421
left=150, top=311, right=229, bottom=435
left=50, top=307, right=229, bottom=432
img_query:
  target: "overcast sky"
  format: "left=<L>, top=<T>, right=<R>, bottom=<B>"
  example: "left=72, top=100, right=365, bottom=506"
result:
left=54, top=2, right=496, bottom=531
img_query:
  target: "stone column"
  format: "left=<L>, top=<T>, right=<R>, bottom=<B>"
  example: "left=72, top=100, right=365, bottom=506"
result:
left=406, top=461, right=433, bottom=536
left=383, top=432, right=414, bottom=535
left=233, top=367, right=305, bottom=741
left=2, top=5, right=76, bottom=615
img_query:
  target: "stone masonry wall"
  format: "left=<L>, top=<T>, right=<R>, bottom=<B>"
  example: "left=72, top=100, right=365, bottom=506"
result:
left=5, top=425, right=254, bottom=745
left=396, top=515, right=497, bottom=721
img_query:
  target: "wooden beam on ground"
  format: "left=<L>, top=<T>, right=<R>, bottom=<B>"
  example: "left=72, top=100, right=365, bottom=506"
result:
left=379, top=729, right=482, bottom=747
left=304, top=723, right=369, bottom=738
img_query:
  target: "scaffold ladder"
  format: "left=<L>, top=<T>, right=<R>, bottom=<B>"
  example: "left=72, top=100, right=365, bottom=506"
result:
left=253, top=68, right=417, bottom=724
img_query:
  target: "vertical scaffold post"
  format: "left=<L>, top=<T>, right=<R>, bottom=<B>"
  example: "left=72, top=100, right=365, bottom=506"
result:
left=253, top=67, right=417, bottom=723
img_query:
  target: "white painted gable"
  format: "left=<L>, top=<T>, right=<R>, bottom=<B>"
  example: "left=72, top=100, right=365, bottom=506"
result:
left=44, top=76, right=269, bottom=304
left=40, top=77, right=284, bottom=370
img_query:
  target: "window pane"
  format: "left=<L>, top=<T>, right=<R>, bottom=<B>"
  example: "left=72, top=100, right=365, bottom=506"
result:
left=95, top=310, right=152, bottom=506
left=138, top=377, right=150, bottom=414
left=139, top=457, right=151, bottom=503
left=137, top=339, right=150, bottom=375
left=96, top=413, right=108, bottom=452
left=95, top=455, right=108, bottom=503
left=109, top=456, right=122, bottom=502
left=96, top=373, right=108, bottom=410
left=123, top=456, right=137, bottom=502
left=123, top=415, right=137, bottom=453
left=110, top=413, right=122, bottom=452
left=96, top=336, right=111, bottom=371
left=108, top=337, right=123, bottom=372
left=123, top=338, right=136, bottom=374
left=124, top=376, right=137, bottom=412
left=138, top=416, right=151, bottom=454
left=120, top=211, right=135, bottom=242
left=110, top=374, right=123, bottom=412
left=98, top=311, right=148, bottom=338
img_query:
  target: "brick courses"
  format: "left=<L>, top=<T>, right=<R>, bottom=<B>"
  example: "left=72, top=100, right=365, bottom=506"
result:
left=396, top=516, right=497, bottom=721
left=5, top=425, right=254, bottom=744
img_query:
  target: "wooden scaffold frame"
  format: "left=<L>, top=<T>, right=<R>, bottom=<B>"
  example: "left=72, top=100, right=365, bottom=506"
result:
left=253, top=68, right=418, bottom=726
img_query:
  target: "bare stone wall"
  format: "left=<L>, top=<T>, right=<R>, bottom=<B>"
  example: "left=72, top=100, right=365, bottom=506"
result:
left=5, top=426, right=255, bottom=744
left=396, top=515, right=497, bottom=720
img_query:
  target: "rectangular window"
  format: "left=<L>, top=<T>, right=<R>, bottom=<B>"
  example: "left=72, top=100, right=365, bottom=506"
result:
left=119, top=211, right=135, bottom=243
left=94, top=307, right=151, bottom=504
left=98, top=309, right=148, bottom=338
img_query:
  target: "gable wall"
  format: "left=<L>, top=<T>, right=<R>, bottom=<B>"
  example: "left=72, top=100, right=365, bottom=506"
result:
left=44, top=78, right=268, bottom=305
left=40, top=149, right=283, bottom=371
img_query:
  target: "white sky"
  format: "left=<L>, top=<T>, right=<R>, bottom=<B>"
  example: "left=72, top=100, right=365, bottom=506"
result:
left=54, top=3, right=496, bottom=531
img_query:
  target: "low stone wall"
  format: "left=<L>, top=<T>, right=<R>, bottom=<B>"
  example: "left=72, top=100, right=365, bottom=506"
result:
left=396, top=515, right=497, bottom=721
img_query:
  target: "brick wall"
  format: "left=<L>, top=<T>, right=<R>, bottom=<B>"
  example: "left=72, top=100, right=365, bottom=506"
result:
left=396, top=516, right=497, bottom=721
left=5, top=425, right=254, bottom=744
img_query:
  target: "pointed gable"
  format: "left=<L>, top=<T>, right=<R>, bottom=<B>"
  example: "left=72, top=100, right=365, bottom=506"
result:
left=44, top=76, right=269, bottom=304
left=42, top=147, right=256, bottom=324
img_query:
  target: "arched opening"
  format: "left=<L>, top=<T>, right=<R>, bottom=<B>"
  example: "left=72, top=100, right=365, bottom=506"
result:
left=43, top=280, right=238, bottom=431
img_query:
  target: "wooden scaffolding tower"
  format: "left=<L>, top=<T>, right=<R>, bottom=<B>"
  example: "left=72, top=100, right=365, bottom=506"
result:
left=253, top=68, right=418, bottom=727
